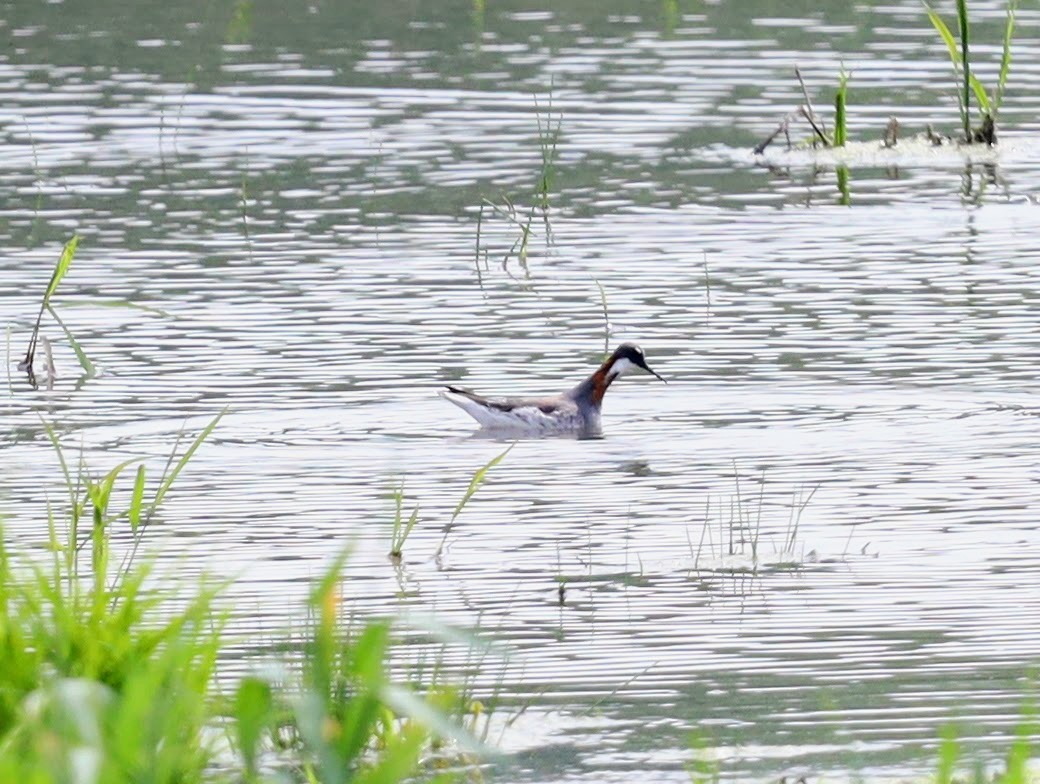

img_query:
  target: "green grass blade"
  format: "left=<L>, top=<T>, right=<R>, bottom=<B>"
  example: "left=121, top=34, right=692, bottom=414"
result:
left=65, top=299, right=173, bottom=318
left=968, top=73, right=991, bottom=115
left=924, top=4, right=968, bottom=135
left=403, top=506, right=419, bottom=541
left=39, top=418, right=78, bottom=519
left=833, top=68, right=850, bottom=147
left=129, top=464, right=146, bottom=532
left=380, top=684, right=486, bottom=756
left=390, top=481, right=404, bottom=541
left=47, top=305, right=96, bottom=379
left=149, top=408, right=226, bottom=511
left=937, top=724, right=959, bottom=784
left=956, top=0, right=971, bottom=139
left=44, top=235, right=79, bottom=306
left=23, top=235, right=79, bottom=370
left=924, top=6, right=960, bottom=70
left=234, top=676, right=273, bottom=778
left=995, top=0, right=1017, bottom=116
left=450, top=443, right=514, bottom=524
left=352, top=720, right=428, bottom=784
left=93, top=458, right=140, bottom=507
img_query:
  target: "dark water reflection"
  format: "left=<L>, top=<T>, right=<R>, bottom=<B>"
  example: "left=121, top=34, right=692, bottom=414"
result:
left=3, top=0, right=1040, bottom=781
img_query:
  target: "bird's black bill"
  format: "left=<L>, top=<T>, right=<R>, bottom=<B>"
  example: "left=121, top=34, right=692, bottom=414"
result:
left=635, top=356, right=666, bottom=383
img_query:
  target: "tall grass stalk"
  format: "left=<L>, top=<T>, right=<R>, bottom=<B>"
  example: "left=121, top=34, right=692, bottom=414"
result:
left=533, top=80, right=561, bottom=212
left=240, top=160, right=253, bottom=261
left=957, top=0, right=971, bottom=142
left=20, top=235, right=79, bottom=374
left=995, top=1, right=1017, bottom=120
left=594, top=280, right=611, bottom=358
left=836, top=165, right=851, bottom=206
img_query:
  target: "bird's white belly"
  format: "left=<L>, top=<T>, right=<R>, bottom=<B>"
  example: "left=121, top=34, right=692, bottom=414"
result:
left=478, top=404, right=585, bottom=433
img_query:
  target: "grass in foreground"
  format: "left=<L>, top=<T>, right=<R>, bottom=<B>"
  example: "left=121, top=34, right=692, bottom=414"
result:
left=0, top=417, right=483, bottom=783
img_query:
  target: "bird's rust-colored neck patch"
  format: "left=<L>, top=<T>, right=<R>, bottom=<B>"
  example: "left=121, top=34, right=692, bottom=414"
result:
left=588, top=360, right=617, bottom=406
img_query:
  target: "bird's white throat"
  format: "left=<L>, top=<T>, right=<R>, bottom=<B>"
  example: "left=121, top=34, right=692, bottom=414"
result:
left=607, top=356, right=639, bottom=381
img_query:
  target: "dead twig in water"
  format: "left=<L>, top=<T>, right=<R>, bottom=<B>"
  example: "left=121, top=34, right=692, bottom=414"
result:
left=798, top=105, right=830, bottom=147
left=882, top=116, right=900, bottom=148
left=795, top=67, right=829, bottom=142
left=753, top=111, right=798, bottom=155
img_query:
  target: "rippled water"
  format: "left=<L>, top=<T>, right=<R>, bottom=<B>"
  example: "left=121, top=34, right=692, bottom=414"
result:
left=4, top=0, right=1040, bottom=781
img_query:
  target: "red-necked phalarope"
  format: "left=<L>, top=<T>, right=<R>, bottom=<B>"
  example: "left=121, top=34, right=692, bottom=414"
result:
left=439, top=343, right=665, bottom=435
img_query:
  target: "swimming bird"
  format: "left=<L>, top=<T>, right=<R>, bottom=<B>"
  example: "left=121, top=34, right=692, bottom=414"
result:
left=439, top=343, right=665, bottom=435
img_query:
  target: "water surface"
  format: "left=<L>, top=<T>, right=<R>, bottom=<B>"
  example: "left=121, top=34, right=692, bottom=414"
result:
left=3, top=1, right=1040, bottom=781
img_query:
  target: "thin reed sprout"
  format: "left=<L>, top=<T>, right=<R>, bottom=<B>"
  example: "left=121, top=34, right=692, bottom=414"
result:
left=436, top=442, right=514, bottom=559
left=20, top=235, right=78, bottom=376
left=687, top=474, right=821, bottom=574
left=594, top=280, right=611, bottom=358
left=388, top=480, right=420, bottom=561
left=533, top=79, right=561, bottom=213
left=833, top=67, right=850, bottom=147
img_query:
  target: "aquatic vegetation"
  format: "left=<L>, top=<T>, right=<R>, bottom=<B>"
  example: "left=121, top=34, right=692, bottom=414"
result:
left=239, top=149, right=254, bottom=261
left=686, top=473, right=819, bottom=574
left=687, top=731, right=721, bottom=784
left=594, top=280, right=611, bottom=358
left=534, top=82, right=561, bottom=213
left=470, top=90, right=559, bottom=279
left=0, top=419, right=482, bottom=783
left=0, top=420, right=227, bottom=783
left=479, top=196, right=536, bottom=275
left=833, top=67, right=850, bottom=147
left=932, top=708, right=1039, bottom=784
left=754, top=68, right=851, bottom=153
left=19, top=235, right=78, bottom=381
left=451, top=444, right=514, bottom=524
left=388, top=481, right=420, bottom=561
left=237, top=554, right=485, bottom=784
left=225, top=0, right=253, bottom=45
left=925, top=0, right=1017, bottom=144
left=436, top=443, right=514, bottom=559
left=757, top=1, right=1017, bottom=154
left=14, top=235, right=158, bottom=389
left=388, top=447, right=514, bottom=562
left=35, top=410, right=225, bottom=584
